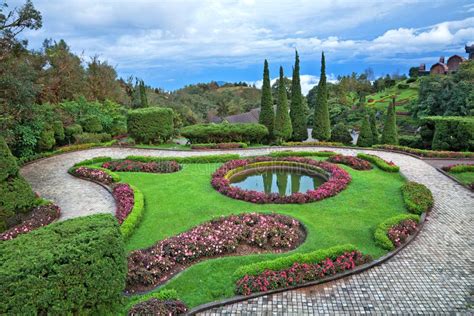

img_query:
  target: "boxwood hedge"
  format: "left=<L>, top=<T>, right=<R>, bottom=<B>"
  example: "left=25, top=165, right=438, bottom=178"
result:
left=401, top=181, right=433, bottom=215
left=127, top=107, right=174, bottom=144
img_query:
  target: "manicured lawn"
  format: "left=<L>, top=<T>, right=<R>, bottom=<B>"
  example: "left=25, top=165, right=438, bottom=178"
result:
left=449, top=171, right=474, bottom=186
left=118, top=156, right=408, bottom=309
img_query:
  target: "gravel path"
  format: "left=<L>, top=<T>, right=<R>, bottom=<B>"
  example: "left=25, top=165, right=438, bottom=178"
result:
left=21, top=147, right=474, bottom=313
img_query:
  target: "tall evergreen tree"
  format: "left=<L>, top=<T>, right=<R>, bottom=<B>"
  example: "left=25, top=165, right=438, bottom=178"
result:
left=274, top=66, right=292, bottom=142
left=381, top=100, right=399, bottom=145
left=290, top=51, right=307, bottom=141
left=258, top=59, right=274, bottom=140
left=139, top=80, right=148, bottom=108
left=312, top=52, right=331, bottom=140
left=357, top=115, right=373, bottom=147
left=369, top=111, right=379, bottom=144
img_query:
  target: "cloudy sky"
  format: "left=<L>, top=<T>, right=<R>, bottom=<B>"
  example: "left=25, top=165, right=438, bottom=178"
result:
left=11, top=0, right=474, bottom=92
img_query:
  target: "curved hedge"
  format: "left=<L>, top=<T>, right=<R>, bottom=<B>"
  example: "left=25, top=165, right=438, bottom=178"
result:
left=401, top=182, right=433, bottom=215
left=374, top=214, right=420, bottom=250
left=127, top=107, right=174, bottom=144
left=120, top=185, right=144, bottom=239
left=180, top=123, right=268, bottom=144
left=357, top=153, right=400, bottom=172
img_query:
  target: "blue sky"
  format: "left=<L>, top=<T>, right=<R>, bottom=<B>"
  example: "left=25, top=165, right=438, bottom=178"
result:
left=11, top=0, right=474, bottom=93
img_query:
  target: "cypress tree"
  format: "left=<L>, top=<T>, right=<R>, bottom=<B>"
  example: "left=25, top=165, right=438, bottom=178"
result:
left=369, top=111, right=379, bottom=144
left=357, top=115, right=373, bottom=147
left=139, top=80, right=148, bottom=108
left=381, top=101, right=399, bottom=145
left=312, top=52, right=331, bottom=140
left=290, top=50, right=307, bottom=141
left=258, top=59, right=274, bottom=140
left=274, top=66, right=292, bottom=142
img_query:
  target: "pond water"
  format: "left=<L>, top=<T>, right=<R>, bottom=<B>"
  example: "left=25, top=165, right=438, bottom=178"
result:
left=229, top=166, right=327, bottom=196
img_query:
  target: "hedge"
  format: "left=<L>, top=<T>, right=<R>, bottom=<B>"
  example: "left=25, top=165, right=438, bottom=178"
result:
left=442, top=164, right=474, bottom=173
left=0, top=214, right=127, bottom=315
left=190, top=142, right=248, bottom=149
left=124, top=154, right=240, bottom=164
left=127, top=107, right=174, bottom=144
left=374, top=214, right=420, bottom=250
left=283, top=141, right=345, bottom=147
left=120, top=185, right=144, bottom=239
left=73, top=156, right=113, bottom=167
left=401, top=182, right=433, bottom=215
left=233, top=244, right=358, bottom=280
left=73, top=132, right=112, bottom=144
left=398, top=135, right=424, bottom=149
left=357, top=153, right=400, bottom=172
left=372, top=144, right=474, bottom=158
left=268, top=151, right=336, bottom=158
left=426, top=116, right=474, bottom=151
left=180, top=123, right=268, bottom=144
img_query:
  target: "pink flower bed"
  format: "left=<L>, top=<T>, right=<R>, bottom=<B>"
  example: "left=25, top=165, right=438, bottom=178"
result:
left=327, top=155, right=372, bottom=170
left=102, top=160, right=181, bottom=173
left=126, top=213, right=304, bottom=292
left=73, top=166, right=113, bottom=184
left=211, top=157, right=351, bottom=204
left=235, top=251, right=371, bottom=295
left=387, top=219, right=418, bottom=248
left=112, top=183, right=134, bottom=224
left=0, top=204, right=61, bottom=241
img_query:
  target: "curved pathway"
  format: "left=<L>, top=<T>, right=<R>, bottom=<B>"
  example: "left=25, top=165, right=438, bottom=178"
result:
left=21, top=147, right=474, bottom=313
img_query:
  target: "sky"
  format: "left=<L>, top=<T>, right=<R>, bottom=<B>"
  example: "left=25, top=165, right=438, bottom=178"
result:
left=10, top=0, right=474, bottom=93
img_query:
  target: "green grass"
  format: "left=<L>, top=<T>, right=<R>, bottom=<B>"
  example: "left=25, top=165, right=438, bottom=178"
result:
left=114, top=156, right=409, bottom=310
left=449, top=171, right=474, bottom=186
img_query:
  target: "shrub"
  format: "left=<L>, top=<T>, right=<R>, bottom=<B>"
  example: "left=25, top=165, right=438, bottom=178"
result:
left=102, top=160, right=181, bottom=173
left=398, top=135, right=424, bottom=149
left=64, top=123, right=83, bottom=142
left=442, top=163, right=474, bottom=173
left=81, top=116, right=103, bottom=133
left=401, top=182, right=433, bottom=215
left=70, top=166, right=117, bottom=184
left=397, top=83, right=409, bottom=89
left=406, top=77, right=416, bottom=83
left=120, top=185, right=144, bottom=239
left=191, top=142, right=248, bottom=149
left=269, top=151, right=336, bottom=158
left=357, top=115, right=373, bottom=147
left=373, top=144, right=474, bottom=158
left=52, top=121, right=65, bottom=143
left=357, top=153, right=399, bottom=172
left=0, top=214, right=127, bottom=315
left=427, top=116, right=474, bottom=151
left=37, top=128, right=56, bottom=151
left=327, top=155, right=373, bottom=170
left=0, top=136, right=19, bottom=181
left=330, top=123, right=352, bottom=145
left=73, top=132, right=112, bottom=144
left=180, top=123, right=268, bottom=144
left=127, top=107, right=174, bottom=144
left=381, top=104, right=398, bottom=145
left=128, top=299, right=188, bottom=316
left=374, top=214, right=420, bottom=250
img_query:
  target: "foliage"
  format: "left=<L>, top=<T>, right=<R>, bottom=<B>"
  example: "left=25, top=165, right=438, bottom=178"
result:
left=81, top=115, right=103, bottom=132
left=73, top=132, right=112, bottom=144
left=283, top=141, right=345, bottom=147
left=442, top=163, right=474, bottom=173
left=181, top=123, right=268, bottom=144
left=373, top=144, right=474, bottom=158
left=357, top=115, right=373, bottom=147
left=401, top=182, right=433, bottom=215
left=381, top=103, right=398, bottom=145
left=426, top=116, right=474, bottom=151
left=37, top=128, right=55, bottom=151
left=330, top=123, right=352, bottom=145
left=312, top=52, right=331, bottom=141
left=120, top=185, right=144, bottom=240
left=290, top=51, right=307, bottom=141
left=398, top=135, right=424, bottom=149
left=0, top=136, right=19, bottom=181
left=64, top=123, right=83, bottom=142
left=73, top=156, right=112, bottom=167
left=113, top=183, right=135, bottom=224
left=51, top=120, right=65, bottom=143
left=274, top=66, right=292, bottom=141
left=0, top=214, right=126, bottom=315
left=369, top=111, right=379, bottom=144
left=128, top=298, right=188, bottom=316
left=127, top=107, right=174, bottom=144
left=258, top=59, right=274, bottom=140
left=356, top=153, right=399, bottom=172
left=102, top=159, right=181, bottom=173
left=125, top=154, right=240, bottom=164
left=85, top=56, right=122, bottom=102
left=387, top=219, right=418, bottom=248
left=374, top=214, right=420, bottom=250
left=327, top=155, right=373, bottom=170
left=191, top=142, right=248, bottom=149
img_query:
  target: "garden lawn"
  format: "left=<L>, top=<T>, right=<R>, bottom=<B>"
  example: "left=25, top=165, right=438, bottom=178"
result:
left=448, top=171, right=474, bottom=186
left=118, top=156, right=408, bottom=309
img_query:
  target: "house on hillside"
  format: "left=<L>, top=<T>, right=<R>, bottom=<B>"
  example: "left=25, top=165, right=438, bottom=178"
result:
left=418, top=45, right=472, bottom=76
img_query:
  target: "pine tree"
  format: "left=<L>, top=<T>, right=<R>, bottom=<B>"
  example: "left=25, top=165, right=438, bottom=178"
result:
left=381, top=101, right=399, bottom=145
left=312, top=52, right=331, bottom=140
left=357, top=115, right=373, bottom=147
left=369, top=111, right=379, bottom=144
left=274, top=66, right=292, bottom=142
left=290, top=51, right=307, bottom=141
left=258, top=59, right=274, bottom=140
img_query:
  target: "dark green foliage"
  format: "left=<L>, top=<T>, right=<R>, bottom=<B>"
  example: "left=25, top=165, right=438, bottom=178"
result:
left=0, top=137, right=19, bottom=181
left=139, top=80, right=148, bottom=108
left=64, top=124, right=83, bottom=141
left=274, top=66, right=292, bottom=141
left=312, top=52, right=331, bottom=140
left=381, top=103, right=398, bottom=145
left=406, top=77, right=417, bottom=83
left=81, top=115, right=103, bottom=133
left=0, top=214, right=126, bottom=314
left=374, top=214, right=420, bottom=250
left=128, top=107, right=174, bottom=144
left=37, top=128, right=55, bottom=151
left=369, top=111, right=379, bottom=144
left=73, top=132, right=112, bottom=144
left=408, top=67, right=419, bottom=78
left=401, top=182, right=433, bottom=215
left=51, top=121, right=65, bottom=143
left=398, top=135, right=424, bottom=149
left=357, top=115, right=373, bottom=147
left=330, top=123, right=352, bottom=145
left=180, top=123, right=268, bottom=144
left=428, top=116, right=474, bottom=151
left=290, top=51, right=307, bottom=141
left=397, top=83, right=409, bottom=89
left=258, top=60, right=274, bottom=140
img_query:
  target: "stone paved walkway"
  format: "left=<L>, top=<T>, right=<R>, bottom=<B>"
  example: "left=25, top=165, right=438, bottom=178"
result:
left=21, top=147, right=474, bottom=313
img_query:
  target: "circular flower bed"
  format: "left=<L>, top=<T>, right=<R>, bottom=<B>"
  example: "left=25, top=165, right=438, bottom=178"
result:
left=211, top=156, right=351, bottom=204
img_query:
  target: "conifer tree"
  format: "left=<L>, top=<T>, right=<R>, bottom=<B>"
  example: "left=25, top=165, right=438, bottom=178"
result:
left=139, top=80, right=148, bottom=108
left=369, top=111, right=379, bottom=144
left=357, top=115, right=373, bottom=147
left=258, top=59, right=274, bottom=140
left=312, top=52, right=331, bottom=140
left=290, top=51, right=307, bottom=141
left=381, top=100, right=399, bottom=145
left=274, top=66, right=292, bottom=142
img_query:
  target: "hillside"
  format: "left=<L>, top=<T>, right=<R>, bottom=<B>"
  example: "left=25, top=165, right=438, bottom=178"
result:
left=365, top=78, right=419, bottom=113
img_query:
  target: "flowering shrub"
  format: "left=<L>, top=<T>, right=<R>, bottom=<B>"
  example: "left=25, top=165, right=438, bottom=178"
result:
left=211, top=157, right=351, bottom=204
left=128, top=299, right=188, bottom=315
left=235, top=251, right=371, bottom=295
left=102, top=159, right=181, bottom=173
left=113, top=183, right=134, bottom=224
left=0, top=203, right=61, bottom=240
left=387, top=219, right=418, bottom=248
left=126, top=213, right=304, bottom=292
left=72, top=166, right=114, bottom=184
left=327, top=155, right=372, bottom=170
left=357, top=153, right=399, bottom=172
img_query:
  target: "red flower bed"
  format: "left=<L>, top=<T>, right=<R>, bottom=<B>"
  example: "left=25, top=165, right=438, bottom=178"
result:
left=0, top=204, right=61, bottom=241
left=387, top=219, right=418, bottom=248
left=211, top=157, right=351, bottom=204
left=126, top=213, right=304, bottom=293
left=73, top=166, right=113, bottom=184
left=113, top=183, right=134, bottom=224
left=327, top=155, right=372, bottom=170
left=235, top=251, right=371, bottom=295
left=128, top=299, right=188, bottom=315
left=102, top=160, right=181, bottom=173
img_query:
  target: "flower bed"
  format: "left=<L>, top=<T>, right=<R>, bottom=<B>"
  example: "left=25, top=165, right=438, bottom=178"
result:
left=71, top=166, right=115, bottom=185
left=235, top=251, right=371, bottom=295
left=191, top=142, right=248, bottom=150
left=211, top=157, right=351, bottom=204
left=327, top=155, right=372, bottom=170
left=387, top=219, right=418, bottom=248
left=113, top=183, right=134, bottom=224
left=374, top=214, right=420, bottom=250
left=357, top=153, right=399, bottom=172
left=268, top=150, right=336, bottom=158
left=401, top=182, right=433, bottom=215
left=128, top=299, right=188, bottom=315
left=0, top=203, right=60, bottom=241
left=102, top=159, right=181, bottom=173
left=373, top=144, right=474, bottom=158
left=126, top=213, right=305, bottom=293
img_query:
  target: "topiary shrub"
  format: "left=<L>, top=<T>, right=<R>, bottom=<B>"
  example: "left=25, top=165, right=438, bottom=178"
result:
left=52, top=121, right=65, bottom=143
left=401, top=181, right=433, bottom=215
left=381, top=104, right=398, bottom=145
left=81, top=116, right=103, bottom=133
left=37, top=128, right=56, bottom=151
left=0, top=214, right=127, bottom=315
left=180, top=123, right=268, bottom=144
left=0, top=137, right=19, bottom=181
left=357, top=115, right=373, bottom=147
left=330, top=123, right=352, bottom=145
left=127, top=107, right=174, bottom=144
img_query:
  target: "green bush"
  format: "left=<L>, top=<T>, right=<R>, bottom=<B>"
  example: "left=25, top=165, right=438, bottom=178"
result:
left=357, top=153, right=399, bottom=172
left=445, top=164, right=474, bottom=173
left=330, top=123, right=352, bottom=145
left=398, top=135, right=424, bottom=149
left=268, top=150, right=336, bottom=158
left=397, top=83, right=409, bottom=89
left=128, top=107, right=174, bottom=144
left=52, top=121, right=65, bottom=143
left=64, top=124, right=83, bottom=142
left=120, top=185, right=144, bottom=239
left=357, top=115, right=373, bottom=147
left=233, top=244, right=358, bottom=279
left=37, top=128, right=56, bottom=151
left=180, top=123, right=268, bottom=144
left=81, top=116, right=103, bottom=133
left=0, top=136, right=19, bottom=181
left=73, top=132, right=112, bottom=144
left=381, top=104, right=398, bottom=145
left=401, top=182, right=433, bottom=215
left=0, top=214, right=126, bottom=315
left=374, top=214, right=420, bottom=250
left=406, top=78, right=416, bottom=83
left=427, top=116, right=474, bottom=151
left=124, top=154, right=240, bottom=164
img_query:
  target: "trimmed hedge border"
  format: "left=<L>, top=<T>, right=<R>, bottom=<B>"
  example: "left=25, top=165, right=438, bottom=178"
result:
left=357, top=153, right=400, bottom=172
left=191, top=142, right=248, bottom=150
left=374, top=214, right=420, bottom=250
left=120, top=185, right=144, bottom=239
left=401, top=182, right=434, bottom=215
